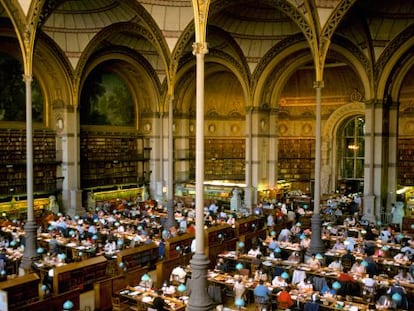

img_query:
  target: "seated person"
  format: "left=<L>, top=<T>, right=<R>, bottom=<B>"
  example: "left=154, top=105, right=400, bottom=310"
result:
left=287, top=251, right=301, bottom=263
left=393, top=268, right=414, bottom=283
left=332, top=238, right=346, bottom=251
left=361, top=273, right=377, bottom=298
left=387, top=282, right=408, bottom=310
left=393, top=251, right=410, bottom=264
left=161, top=281, right=176, bottom=295
left=248, top=245, right=262, bottom=257
left=152, top=289, right=168, bottom=311
left=328, top=258, right=343, bottom=271
left=376, top=294, right=396, bottom=310
left=337, top=269, right=358, bottom=296
left=306, top=254, right=321, bottom=270
left=214, top=258, right=228, bottom=273
left=170, top=266, right=187, bottom=284
left=271, top=275, right=288, bottom=288
left=139, top=276, right=153, bottom=289
left=277, top=287, right=294, bottom=309
left=296, top=278, right=313, bottom=293
left=253, top=267, right=268, bottom=282
left=341, top=249, right=356, bottom=271
left=253, top=279, right=271, bottom=302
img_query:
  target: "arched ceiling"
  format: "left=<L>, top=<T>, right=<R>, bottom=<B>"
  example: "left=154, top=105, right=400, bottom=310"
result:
left=209, top=1, right=302, bottom=70
left=1, top=0, right=414, bottom=105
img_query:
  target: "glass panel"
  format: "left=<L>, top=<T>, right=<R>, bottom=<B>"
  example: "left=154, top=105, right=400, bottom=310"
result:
left=340, top=115, right=365, bottom=181
left=343, top=158, right=354, bottom=178
left=355, top=159, right=364, bottom=178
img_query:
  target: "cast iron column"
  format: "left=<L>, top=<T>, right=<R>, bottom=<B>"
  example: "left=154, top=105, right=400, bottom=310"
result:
left=188, top=41, right=214, bottom=311
left=307, top=80, right=325, bottom=256
left=20, top=74, right=37, bottom=273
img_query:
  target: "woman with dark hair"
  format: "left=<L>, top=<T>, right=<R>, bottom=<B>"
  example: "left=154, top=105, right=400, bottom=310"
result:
left=152, top=289, right=168, bottom=311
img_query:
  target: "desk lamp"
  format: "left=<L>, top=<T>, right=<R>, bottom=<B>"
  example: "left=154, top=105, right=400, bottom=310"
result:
left=235, top=297, right=245, bottom=310
left=332, top=281, right=341, bottom=295
left=62, top=300, right=74, bottom=310
left=235, top=263, right=244, bottom=271
left=177, top=283, right=187, bottom=294
left=391, top=292, right=402, bottom=303
left=141, top=273, right=151, bottom=290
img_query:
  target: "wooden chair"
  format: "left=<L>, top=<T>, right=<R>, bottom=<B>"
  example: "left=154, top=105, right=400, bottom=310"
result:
left=112, top=296, right=130, bottom=311
left=254, top=295, right=271, bottom=311
left=239, top=268, right=250, bottom=277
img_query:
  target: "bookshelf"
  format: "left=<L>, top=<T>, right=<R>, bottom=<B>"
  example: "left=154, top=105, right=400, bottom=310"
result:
left=204, top=138, right=245, bottom=181
left=0, top=129, right=57, bottom=196
left=398, top=139, right=414, bottom=185
left=80, top=131, right=150, bottom=189
left=278, top=138, right=315, bottom=181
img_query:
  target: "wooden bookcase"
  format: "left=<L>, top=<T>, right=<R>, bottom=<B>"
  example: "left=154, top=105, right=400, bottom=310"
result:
left=0, top=273, right=39, bottom=309
left=164, top=232, right=195, bottom=259
left=398, top=138, right=414, bottom=185
left=191, top=138, right=245, bottom=181
left=278, top=138, right=315, bottom=182
left=0, top=129, right=57, bottom=196
left=53, top=256, right=108, bottom=294
left=115, top=242, right=159, bottom=272
left=235, top=216, right=267, bottom=251
left=204, top=223, right=237, bottom=268
left=80, top=131, right=150, bottom=189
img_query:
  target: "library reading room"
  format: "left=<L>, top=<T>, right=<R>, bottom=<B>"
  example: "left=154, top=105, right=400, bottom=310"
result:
left=2, top=1, right=414, bottom=311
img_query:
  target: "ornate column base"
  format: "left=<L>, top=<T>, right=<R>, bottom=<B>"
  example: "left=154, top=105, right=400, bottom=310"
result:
left=188, top=253, right=215, bottom=311
left=361, top=194, right=376, bottom=223
left=164, top=199, right=177, bottom=230
left=19, top=220, right=38, bottom=274
left=306, top=214, right=325, bottom=257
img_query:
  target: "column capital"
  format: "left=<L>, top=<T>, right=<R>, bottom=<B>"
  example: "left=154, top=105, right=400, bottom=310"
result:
left=192, top=42, right=208, bottom=55
left=313, top=80, right=324, bottom=88
left=22, top=74, right=32, bottom=83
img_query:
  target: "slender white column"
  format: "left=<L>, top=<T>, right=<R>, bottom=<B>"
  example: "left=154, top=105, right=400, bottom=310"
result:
left=165, top=97, right=177, bottom=230
left=167, top=97, right=174, bottom=201
left=188, top=41, right=214, bottom=311
left=244, top=107, right=253, bottom=212
left=307, top=80, right=325, bottom=256
left=20, top=74, right=37, bottom=272
left=362, top=101, right=376, bottom=222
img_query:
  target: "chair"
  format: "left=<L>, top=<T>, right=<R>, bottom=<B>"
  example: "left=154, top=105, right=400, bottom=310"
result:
left=254, top=295, right=271, bottom=311
left=240, top=268, right=250, bottom=277
left=112, top=296, right=130, bottom=311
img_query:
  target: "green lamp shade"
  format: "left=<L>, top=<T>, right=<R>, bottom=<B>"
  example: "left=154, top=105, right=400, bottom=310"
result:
left=332, top=281, right=341, bottom=290
left=36, top=247, right=44, bottom=254
left=281, top=272, right=289, bottom=279
left=238, top=241, right=245, bottom=248
left=63, top=300, right=74, bottom=310
left=235, top=263, right=244, bottom=270
left=177, top=283, right=186, bottom=292
left=392, top=293, right=402, bottom=302
left=235, top=298, right=245, bottom=307
left=141, top=274, right=150, bottom=282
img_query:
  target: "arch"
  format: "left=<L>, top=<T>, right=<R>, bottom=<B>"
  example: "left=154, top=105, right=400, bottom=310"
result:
left=323, top=102, right=365, bottom=192
left=75, top=21, right=171, bottom=101
left=375, top=24, right=414, bottom=99
left=252, top=37, right=309, bottom=108
left=79, top=50, right=161, bottom=129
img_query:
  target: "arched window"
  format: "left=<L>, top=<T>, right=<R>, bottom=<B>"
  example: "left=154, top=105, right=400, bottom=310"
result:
left=339, top=116, right=365, bottom=180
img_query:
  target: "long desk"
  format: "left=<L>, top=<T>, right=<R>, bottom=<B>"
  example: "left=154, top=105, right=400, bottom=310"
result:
left=118, top=285, right=187, bottom=311
left=207, top=270, right=369, bottom=311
